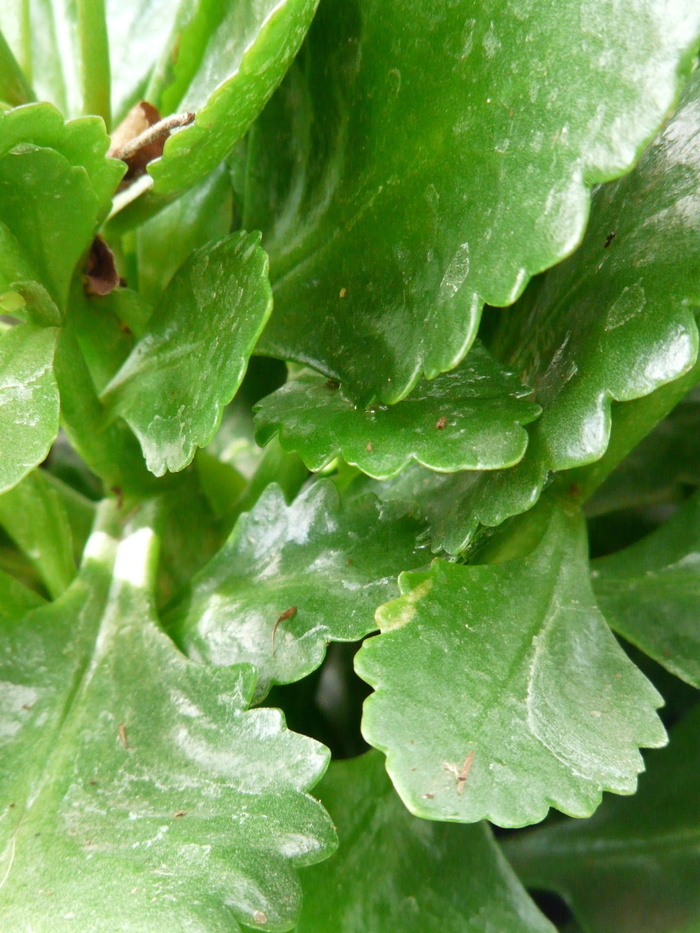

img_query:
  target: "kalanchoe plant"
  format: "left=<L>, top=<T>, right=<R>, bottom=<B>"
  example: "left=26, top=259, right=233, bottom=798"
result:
left=0, top=1, right=699, bottom=931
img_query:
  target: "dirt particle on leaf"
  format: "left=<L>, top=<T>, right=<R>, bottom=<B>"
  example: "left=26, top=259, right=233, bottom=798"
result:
left=435, top=416, right=448, bottom=430
left=253, top=911, right=268, bottom=924
left=604, top=231, right=617, bottom=248
left=456, top=751, right=474, bottom=795
left=174, top=810, right=186, bottom=818
left=422, top=793, right=434, bottom=799
left=118, top=723, right=129, bottom=749
left=272, top=606, right=297, bottom=653
left=339, top=287, right=347, bottom=298
left=366, top=441, right=373, bottom=452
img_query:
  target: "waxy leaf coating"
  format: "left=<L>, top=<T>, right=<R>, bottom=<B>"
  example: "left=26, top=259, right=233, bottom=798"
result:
left=437, top=67, right=700, bottom=554
left=102, top=231, right=273, bottom=476
left=0, top=325, right=59, bottom=495
left=356, top=505, right=666, bottom=827
left=592, top=489, right=700, bottom=689
left=167, top=481, right=426, bottom=701
left=0, top=504, right=336, bottom=932
left=246, top=0, right=700, bottom=402
left=296, top=751, right=556, bottom=933
left=254, top=343, right=541, bottom=479
left=505, top=704, right=700, bottom=933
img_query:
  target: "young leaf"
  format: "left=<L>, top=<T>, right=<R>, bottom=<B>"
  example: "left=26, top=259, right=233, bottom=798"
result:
left=0, top=324, right=59, bottom=495
left=254, top=343, right=541, bottom=479
left=591, top=490, right=700, bottom=689
left=245, top=0, right=700, bottom=403
left=436, top=66, right=700, bottom=554
left=355, top=504, right=666, bottom=828
left=101, top=231, right=273, bottom=476
left=166, top=481, right=426, bottom=701
left=296, top=751, right=556, bottom=933
left=0, top=504, right=336, bottom=932
left=505, top=703, right=700, bottom=933
left=0, top=468, right=75, bottom=599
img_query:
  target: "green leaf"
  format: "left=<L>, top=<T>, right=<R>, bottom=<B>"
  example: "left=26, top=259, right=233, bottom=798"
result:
left=0, top=324, right=59, bottom=495
left=244, top=0, right=700, bottom=403
left=355, top=504, right=666, bottom=828
left=254, top=343, right=541, bottom=480
left=167, top=480, right=426, bottom=701
left=0, top=27, right=34, bottom=107
left=296, top=750, right=556, bottom=933
left=591, top=490, right=700, bottom=689
left=101, top=231, right=273, bottom=476
left=505, top=703, right=700, bottom=933
left=116, top=0, right=319, bottom=223
left=0, top=565, right=45, bottom=619
left=0, top=502, right=336, bottom=931
left=435, top=66, right=700, bottom=554
left=0, top=468, right=75, bottom=599
left=136, top=163, right=234, bottom=304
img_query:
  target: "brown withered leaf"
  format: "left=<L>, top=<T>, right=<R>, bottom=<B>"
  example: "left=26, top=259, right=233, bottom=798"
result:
left=109, top=101, right=195, bottom=190
left=85, top=236, right=120, bottom=297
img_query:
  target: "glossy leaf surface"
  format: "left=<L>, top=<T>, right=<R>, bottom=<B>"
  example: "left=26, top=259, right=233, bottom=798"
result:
left=0, top=325, right=59, bottom=495
left=436, top=67, right=700, bottom=553
left=296, top=751, right=555, bottom=933
left=167, top=481, right=426, bottom=701
left=592, top=490, right=700, bottom=689
left=245, top=0, right=700, bottom=403
left=0, top=504, right=336, bottom=932
left=254, top=343, right=541, bottom=479
left=356, top=506, right=665, bottom=827
left=102, top=231, right=272, bottom=476
left=505, top=704, right=700, bottom=933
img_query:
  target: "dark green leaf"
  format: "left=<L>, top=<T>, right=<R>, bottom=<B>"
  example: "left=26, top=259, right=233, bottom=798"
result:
left=101, top=231, right=273, bottom=476
left=167, top=480, right=426, bottom=701
left=0, top=324, right=59, bottom=495
left=435, top=67, right=700, bottom=554
left=245, top=0, right=700, bottom=403
left=254, top=343, right=541, bottom=479
left=0, top=468, right=75, bottom=599
left=296, top=751, right=556, bottom=933
left=592, top=490, right=700, bottom=689
left=0, top=503, right=336, bottom=931
left=356, top=504, right=665, bottom=827
left=505, top=703, right=700, bottom=933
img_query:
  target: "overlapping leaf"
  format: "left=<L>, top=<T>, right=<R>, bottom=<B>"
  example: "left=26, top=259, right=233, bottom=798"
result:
left=245, top=0, right=700, bottom=403
left=0, top=325, right=59, bottom=495
left=436, top=67, right=700, bottom=554
left=254, top=343, right=540, bottom=479
left=591, top=490, right=700, bottom=689
left=101, top=231, right=272, bottom=476
left=296, top=751, right=556, bottom=933
left=0, top=504, right=336, bottom=932
left=356, top=504, right=665, bottom=827
left=505, top=704, right=700, bottom=933
left=167, top=480, right=426, bottom=701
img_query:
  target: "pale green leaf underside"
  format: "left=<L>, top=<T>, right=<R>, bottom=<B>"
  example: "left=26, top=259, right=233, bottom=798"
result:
left=505, top=704, right=700, bottom=933
left=167, top=481, right=426, bottom=701
left=254, top=343, right=541, bottom=479
left=246, top=0, right=700, bottom=403
left=296, top=751, right=556, bottom=933
left=0, top=504, right=336, bottom=932
left=436, top=67, right=700, bottom=554
left=356, top=505, right=666, bottom=828
left=592, top=490, right=700, bottom=689
left=0, top=325, right=59, bottom=496
left=101, top=231, right=272, bottom=477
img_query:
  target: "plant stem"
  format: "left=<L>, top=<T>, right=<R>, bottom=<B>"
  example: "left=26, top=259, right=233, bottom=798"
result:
left=76, top=0, right=110, bottom=127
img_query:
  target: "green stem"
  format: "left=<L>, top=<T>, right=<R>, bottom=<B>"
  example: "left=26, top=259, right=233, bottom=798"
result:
left=0, top=27, right=34, bottom=106
left=76, top=0, right=111, bottom=126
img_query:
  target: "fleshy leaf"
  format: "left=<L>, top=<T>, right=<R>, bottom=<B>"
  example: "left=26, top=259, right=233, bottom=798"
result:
left=0, top=503, right=336, bottom=932
left=167, top=480, right=426, bottom=701
left=436, top=66, right=700, bottom=554
left=101, top=231, right=273, bottom=476
left=505, top=704, right=700, bottom=933
left=254, top=343, right=541, bottom=479
left=355, top=504, right=666, bottom=828
left=296, top=751, right=556, bottom=933
left=591, top=490, right=700, bottom=689
left=244, top=0, right=700, bottom=403
left=0, top=324, right=59, bottom=495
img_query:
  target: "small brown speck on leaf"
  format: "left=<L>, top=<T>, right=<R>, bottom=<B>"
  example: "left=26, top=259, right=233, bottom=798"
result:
left=324, top=378, right=340, bottom=391
left=422, top=793, right=434, bottom=799
left=339, top=287, right=347, bottom=298
left=111, top=486, right=124, bottom=510
left=366, top=441, right=373, bottom=452
left=85, top=235, right=120, bottom=296
left=174, top=810, right=186, bottom=818
left=272, top=606, right=297, bottom=653
left=435, top=416, right=448, bottom=430
left=8, top=802, right=15, bottom=809
left=118, top=723, right=129, bottom=749
left=253, top=911, right=268, bottom=925
left=604, top=231, right=617, bottom=248
left=456, top=751, right=474, bottom=795
left=21, top=703, right=32, bottom=711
